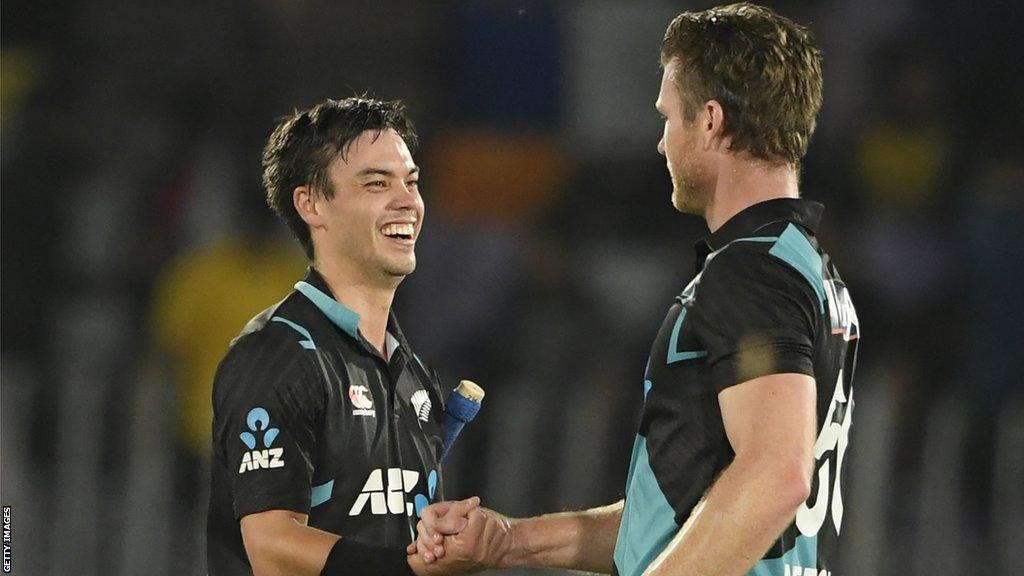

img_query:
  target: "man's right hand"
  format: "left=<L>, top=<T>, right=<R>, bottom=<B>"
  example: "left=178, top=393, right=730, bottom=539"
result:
left=408, top=506, right=515, bottom=576
left=407, top=497, right=481, bottom=562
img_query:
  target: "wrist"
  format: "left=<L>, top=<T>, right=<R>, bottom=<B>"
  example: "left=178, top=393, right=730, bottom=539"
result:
left=497, top=516, right=529, bottom=569
left=321, top=538, right=414, bottom=576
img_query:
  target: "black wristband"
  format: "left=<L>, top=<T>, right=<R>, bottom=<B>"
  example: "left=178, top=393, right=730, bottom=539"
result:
left=321, top=538, right=415, bottom=576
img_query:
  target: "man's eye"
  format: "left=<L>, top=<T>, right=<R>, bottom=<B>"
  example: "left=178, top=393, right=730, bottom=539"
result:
left=406, top=180, right=419, bottom=187
left=367, top=180, right=387, bottom=188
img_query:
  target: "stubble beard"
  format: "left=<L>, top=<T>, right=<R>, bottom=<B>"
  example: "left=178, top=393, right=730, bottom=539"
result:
left=669, top=163, right=709, bottom=217
left=376, top=248, right=416, bottom=283
left=345, top=240, right=416, bottom=288
left=381, top=256, right=415, bottom=279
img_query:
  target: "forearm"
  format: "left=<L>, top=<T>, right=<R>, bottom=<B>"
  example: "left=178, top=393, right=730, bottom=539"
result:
left=644, top=457, right=809, bottom=576
left=503, top=500, right=623, bottom=573
left=242, top=517, right=339, bottom=576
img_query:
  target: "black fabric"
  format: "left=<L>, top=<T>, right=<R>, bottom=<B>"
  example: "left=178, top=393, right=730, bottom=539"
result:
left=690, top=247, right=818, bottom=393
left=702, top=197, right=824, bottom=251
left=320, top=538, right=415, bottom=576
left=621, top=198, right=859, bottom=575
left=215, top=332, right=322, bottom=519
left=208, top=268, right=446, bottom=576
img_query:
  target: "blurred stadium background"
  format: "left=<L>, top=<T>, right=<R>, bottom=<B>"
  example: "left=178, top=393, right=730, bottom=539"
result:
left=2, top=0, right=1022, bottom=574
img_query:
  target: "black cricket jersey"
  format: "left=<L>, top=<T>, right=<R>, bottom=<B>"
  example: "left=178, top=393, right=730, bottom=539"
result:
left=613, top=199, right=859, bottom=576
left=207, top=268, right=446, bottom=575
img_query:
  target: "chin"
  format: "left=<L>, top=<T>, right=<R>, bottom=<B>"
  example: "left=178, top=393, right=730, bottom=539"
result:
left=383, top=259, right=416, bottom=278
left=671, top=184, right=705, bottom=216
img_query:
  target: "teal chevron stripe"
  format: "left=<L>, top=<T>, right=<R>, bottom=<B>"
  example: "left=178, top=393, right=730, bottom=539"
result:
left=667, top=308, right=708, bottom=364
left=311, top=480, right=334, bottom=507
left=271, top=316, right=316, bottom=350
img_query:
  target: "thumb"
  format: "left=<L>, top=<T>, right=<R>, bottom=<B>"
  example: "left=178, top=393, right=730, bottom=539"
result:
left=459, top=496, right=481, bottom=512
left=435, top=496, right=481, bottom=533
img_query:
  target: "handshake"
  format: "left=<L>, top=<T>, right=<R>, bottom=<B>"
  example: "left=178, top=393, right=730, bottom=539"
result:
left=406, top=497, right=516, bottom=576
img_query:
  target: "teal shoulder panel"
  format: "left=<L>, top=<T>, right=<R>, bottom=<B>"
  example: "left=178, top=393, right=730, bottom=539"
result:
left=747, top=534, right=818, bottom=576
left=613, top=435, right=680, bottom=576
left=294, top=281, right=361, bottom=338
left=768, top=224, right=826, bottom=313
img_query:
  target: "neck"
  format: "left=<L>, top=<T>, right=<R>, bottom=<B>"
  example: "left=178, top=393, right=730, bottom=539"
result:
left=704, top=155, right=799, bottom=232
left=313, top=255, right=398, bottom=356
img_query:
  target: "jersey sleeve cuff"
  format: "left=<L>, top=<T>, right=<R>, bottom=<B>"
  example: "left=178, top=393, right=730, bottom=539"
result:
left=709, top=343, right=815, bottom=393
left=233, top=491, right=311, bottom=520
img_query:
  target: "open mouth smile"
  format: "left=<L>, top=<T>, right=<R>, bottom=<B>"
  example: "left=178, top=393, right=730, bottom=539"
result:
left=380, top=222, right=416, bottom=245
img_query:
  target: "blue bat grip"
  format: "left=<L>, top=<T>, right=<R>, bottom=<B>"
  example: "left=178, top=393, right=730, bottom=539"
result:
left=440, top=391, right=481, bottom=462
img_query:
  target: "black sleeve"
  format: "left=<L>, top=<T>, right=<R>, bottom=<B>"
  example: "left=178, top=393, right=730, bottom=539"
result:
left=212, top=334, right=324, bottom=519
left=690, top=247, right=818, bottom=393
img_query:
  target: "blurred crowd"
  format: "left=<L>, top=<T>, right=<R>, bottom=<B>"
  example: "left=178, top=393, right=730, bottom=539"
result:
left=2, top=1, right=1022, bottom=575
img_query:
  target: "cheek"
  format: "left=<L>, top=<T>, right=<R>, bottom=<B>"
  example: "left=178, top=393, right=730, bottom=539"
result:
left=663, top=124, right=679, bottom=161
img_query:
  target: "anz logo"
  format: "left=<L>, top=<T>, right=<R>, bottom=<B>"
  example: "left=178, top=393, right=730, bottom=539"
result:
left=238, top=407, right=285, bottom=474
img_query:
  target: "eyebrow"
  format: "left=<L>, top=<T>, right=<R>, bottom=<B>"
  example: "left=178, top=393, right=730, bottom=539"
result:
left=356, top=166, right=420, bottom=178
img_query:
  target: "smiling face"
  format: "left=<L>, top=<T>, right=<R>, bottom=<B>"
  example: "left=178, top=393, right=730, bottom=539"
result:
left=309, top=128, right=423, bottom=284
left=656, top=59, right=714, bottom=216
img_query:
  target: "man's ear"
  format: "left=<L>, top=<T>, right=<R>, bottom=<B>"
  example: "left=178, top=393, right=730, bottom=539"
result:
left=293, top=185, right=324, bottom=229
left=702, top=99, right=730, bottom=152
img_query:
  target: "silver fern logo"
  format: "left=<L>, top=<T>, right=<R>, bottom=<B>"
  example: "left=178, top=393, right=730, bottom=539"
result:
left=411, top=390, right=431, bottom=423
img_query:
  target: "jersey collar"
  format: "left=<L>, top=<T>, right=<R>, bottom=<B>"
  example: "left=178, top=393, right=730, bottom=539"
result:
left=295, top=269, right=361, bottom=339
left=295, top=267, right=414, bottom=361
left=699, top=197, right=824, bottom=253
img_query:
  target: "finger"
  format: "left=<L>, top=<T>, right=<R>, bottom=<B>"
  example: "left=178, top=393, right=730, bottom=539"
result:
left=432, top=514, right=467, bottom=535
left=422, top=502, right=461, bottom=537
left=406, top=542, right=416, bottom=555
left=417, top=513, right=439, bottom=546
left=460, top=508, right=487, bottom=541
left=434, top=496, right=481, bottom=534
left=430, top=531, right=445, bottom=559
left=416, top=520, right=437, bottom=560
left=416, top=538, right=432, bottom=562
left=457, top=496, right=481, bottom=513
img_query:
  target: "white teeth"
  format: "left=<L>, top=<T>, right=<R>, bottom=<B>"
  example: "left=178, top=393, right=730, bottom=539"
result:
left=381, top=223, right=415, bottom=238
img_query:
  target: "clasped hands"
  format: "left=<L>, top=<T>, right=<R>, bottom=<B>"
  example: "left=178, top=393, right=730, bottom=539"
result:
left=406, top=497, right=515, bottom=575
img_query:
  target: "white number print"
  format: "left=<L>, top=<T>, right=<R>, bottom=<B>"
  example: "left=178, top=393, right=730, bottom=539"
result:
left=796, top=278, right=858, bottom=536
left=797, top=370, right=853, bottom=537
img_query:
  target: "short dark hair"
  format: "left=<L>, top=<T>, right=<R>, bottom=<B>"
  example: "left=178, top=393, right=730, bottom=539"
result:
left=661, top=3, right=823, bottom=165
left=261, top=97, right=418, bottom=259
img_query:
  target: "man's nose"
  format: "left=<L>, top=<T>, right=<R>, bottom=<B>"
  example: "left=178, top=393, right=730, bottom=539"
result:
left=657, top=138, right=666, bottom=156
left=391, top=182, right=420, bottom=208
